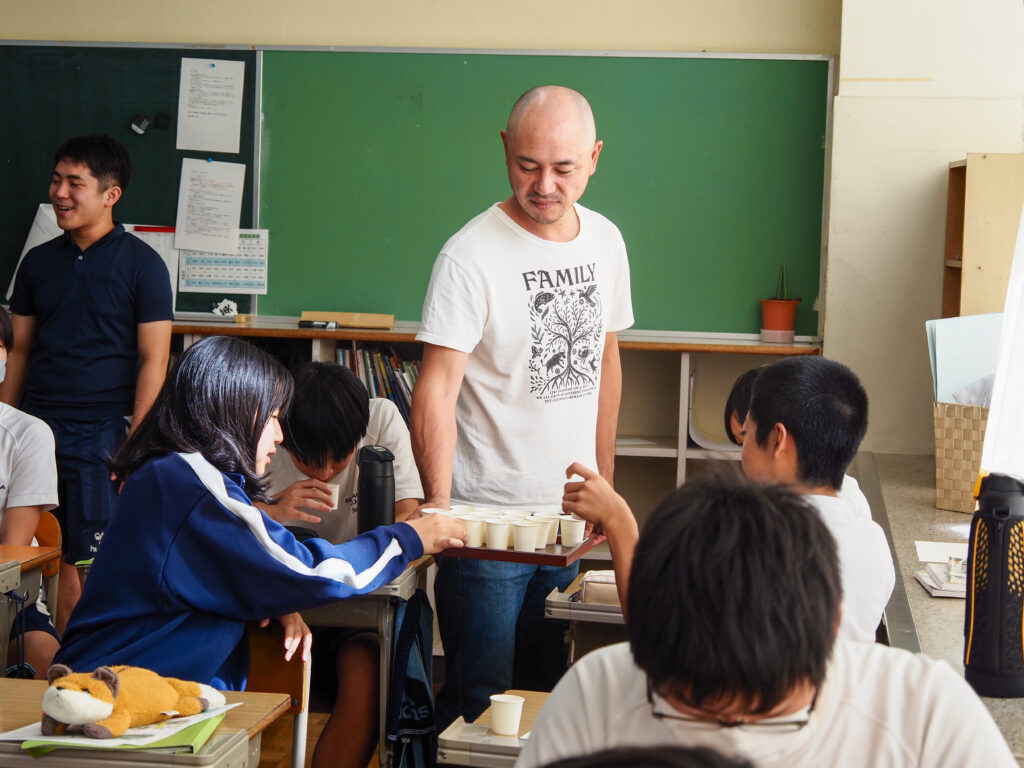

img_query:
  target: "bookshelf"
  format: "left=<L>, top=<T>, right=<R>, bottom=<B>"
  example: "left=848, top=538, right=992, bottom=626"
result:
left=172, top=319, right=820, bottom=515
left=942, top=153, right=1024, bottom=318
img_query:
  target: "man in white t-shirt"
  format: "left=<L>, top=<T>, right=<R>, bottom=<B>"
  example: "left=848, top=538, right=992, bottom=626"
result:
left=0, top=306, right=59, bottom=679
left=520, top=475, right=1016, bottom=768
left=739, top=356, right=895, bottom=643
left=260, top=361, right=422, bottom=768
left=411, top=85, right=633, bottom=727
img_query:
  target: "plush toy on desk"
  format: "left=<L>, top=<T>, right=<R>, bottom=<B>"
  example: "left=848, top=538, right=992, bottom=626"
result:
left=41, top=664, right=226, bottom=739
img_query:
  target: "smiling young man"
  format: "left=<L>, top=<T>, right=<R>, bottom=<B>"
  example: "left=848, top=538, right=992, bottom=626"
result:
left=0, top=135, right=173, bottom=632
left=412, top=86, right=634, bottom=728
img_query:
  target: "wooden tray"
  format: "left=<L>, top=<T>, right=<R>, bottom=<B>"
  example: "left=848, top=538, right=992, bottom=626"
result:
left=436, top=534, right=606, bottom=567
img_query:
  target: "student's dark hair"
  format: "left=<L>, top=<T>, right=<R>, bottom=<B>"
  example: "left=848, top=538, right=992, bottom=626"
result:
left=627, top=469, right=841, bottom=715
left=0, top=306, right=12, bottom=350
left=542, top=745, right=753, bottom=768
left=748, top=356, right=868, bottom=490
left=109, top=336, right=293, bottom=502
left=54, top=134, right=133, bottom=192
left=723, top=368, right=759, bottom=445
left=281, top=362, right=370, bottom=469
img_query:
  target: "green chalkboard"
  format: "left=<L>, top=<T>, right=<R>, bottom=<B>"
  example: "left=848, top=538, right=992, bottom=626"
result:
left=0, top=44, right=258, bottom=313
left=260, top=51, right=828, bottom=335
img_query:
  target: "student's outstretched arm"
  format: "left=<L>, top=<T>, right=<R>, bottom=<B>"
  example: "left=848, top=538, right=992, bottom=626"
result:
left=563, top=462, right=638, bottom=612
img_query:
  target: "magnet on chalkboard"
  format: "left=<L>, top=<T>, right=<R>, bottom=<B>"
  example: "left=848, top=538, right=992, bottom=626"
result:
left=130, top=114, right=152, bottom=135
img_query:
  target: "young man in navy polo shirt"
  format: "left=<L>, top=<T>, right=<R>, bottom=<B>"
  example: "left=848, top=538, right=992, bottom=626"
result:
left=0, top=135, right=173, bottom=632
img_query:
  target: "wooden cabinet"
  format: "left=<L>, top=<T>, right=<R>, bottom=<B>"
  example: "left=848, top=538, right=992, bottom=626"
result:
left=943, top=153, right=1024, bottom=318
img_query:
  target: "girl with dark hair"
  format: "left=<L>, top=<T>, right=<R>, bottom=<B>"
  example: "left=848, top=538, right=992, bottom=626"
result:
left=55, top=336, right=465, bottom=689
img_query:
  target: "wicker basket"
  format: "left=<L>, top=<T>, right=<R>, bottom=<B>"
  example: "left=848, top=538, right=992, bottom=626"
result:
left=933, top=401, right=989, bottom=514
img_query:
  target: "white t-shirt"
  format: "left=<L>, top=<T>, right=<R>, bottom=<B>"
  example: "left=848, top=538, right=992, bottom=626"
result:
left=0, top=402, right=58, bottom=614
left=517, top=640, right=1017, bottom=768
left=0, top=401, right=58, bottom=529
left=417, top=203, right=634, bottom=506
left=806, top=491, right=895, bottom=643
left=264, top=398, right=423, bottom=543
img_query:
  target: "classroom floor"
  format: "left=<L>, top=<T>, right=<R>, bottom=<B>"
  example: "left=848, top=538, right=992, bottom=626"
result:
left=256, top=452, right=946, bottom=768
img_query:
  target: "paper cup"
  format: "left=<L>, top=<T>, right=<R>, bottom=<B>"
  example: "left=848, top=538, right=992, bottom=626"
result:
left=560, top=516, right=586, bottom=547
left=529, top=515, right=558, bottom=546
left=451, top=504, right=477, bottom=516
left=485, top=520, right=511, bottom=550
left=511, top=520, right=541, bottom=552
left=501, top=510, right=533, bottom=520
left=420, top=507, right=451, bottom=516
left=325, top=482, right=341, bottom=508
left=490, top=693, right=525, bottom=736
left=463, top=518, right=485, bottom=548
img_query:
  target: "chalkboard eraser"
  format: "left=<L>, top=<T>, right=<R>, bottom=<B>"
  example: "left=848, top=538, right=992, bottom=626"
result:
left=299, top=310, right=395, bottom=330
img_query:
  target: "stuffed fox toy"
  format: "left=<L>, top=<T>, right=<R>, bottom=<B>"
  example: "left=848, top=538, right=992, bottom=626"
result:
left=41, top=664, right=226, bottom=739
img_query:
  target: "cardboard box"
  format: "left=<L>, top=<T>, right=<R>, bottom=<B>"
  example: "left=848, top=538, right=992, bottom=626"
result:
left=933, top=401, right=988, bottom=514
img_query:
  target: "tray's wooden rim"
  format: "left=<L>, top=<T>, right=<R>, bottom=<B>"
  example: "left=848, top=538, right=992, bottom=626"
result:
left=436, top=534, right=605, bottom=566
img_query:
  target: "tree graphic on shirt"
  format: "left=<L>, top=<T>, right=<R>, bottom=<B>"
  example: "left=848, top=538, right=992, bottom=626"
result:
left=529, top=286, right=603, bottom=400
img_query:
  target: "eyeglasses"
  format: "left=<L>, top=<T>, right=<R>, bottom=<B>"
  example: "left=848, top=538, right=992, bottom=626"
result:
left=646, top=680, right=817, bottom=733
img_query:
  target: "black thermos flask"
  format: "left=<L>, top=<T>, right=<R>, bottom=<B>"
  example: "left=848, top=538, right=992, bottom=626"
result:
left=357, top=445, right=395, bottom=534
left=964, top=473, right=1024, bottom=697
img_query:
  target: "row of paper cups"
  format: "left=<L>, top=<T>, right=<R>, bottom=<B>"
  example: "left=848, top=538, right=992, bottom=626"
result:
left=421, top=506, right=586, bottom=550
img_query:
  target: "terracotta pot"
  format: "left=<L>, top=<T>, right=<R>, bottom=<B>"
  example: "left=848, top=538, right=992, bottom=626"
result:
left=760, top=298, right=801, bottom=342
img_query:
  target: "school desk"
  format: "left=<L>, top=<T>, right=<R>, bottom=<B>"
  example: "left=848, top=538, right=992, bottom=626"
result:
left=0, top=678, right=289, bottom=767
left=299, top=554, right=433, bottom=767
left=0, top=543, right=61, bottom=671
left=437, top=689, right=549, bottom=766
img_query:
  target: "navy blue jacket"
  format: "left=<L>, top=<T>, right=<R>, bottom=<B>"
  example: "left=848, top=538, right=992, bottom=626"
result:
left=57, top=452, right=424, bottom=689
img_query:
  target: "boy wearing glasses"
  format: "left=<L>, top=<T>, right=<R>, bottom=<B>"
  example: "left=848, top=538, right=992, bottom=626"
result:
left=519, top=474, right=1014, bottom=767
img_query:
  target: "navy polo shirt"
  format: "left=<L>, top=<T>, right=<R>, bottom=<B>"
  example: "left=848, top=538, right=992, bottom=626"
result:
left=10, top=224, right=174, bottom=419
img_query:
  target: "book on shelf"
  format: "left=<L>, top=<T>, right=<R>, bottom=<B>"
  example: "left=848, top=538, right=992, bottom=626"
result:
left=336, top=344, right=420, bottom=427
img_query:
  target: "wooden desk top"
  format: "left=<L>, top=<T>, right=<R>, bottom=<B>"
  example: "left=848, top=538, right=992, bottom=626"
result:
left=0, top=679, right=290, bottom=740
left=0, top=545, right=61, bottom=574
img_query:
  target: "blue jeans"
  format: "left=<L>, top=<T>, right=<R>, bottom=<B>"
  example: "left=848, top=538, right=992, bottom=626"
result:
left=433, top=557, right=578, bottom=729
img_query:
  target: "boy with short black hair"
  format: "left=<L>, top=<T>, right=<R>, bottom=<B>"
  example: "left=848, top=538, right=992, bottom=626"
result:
left=739, top=356, right=894, bottom=642
left=525, top=474, right=1016, bottom=767
left=260, top=360, right=423, bottom=768
left=0, top=134, right=173, bottom=632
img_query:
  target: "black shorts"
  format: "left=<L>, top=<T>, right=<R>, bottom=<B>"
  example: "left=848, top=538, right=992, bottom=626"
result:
left=309, top=626, right=378, bottom=705
left=9, top=602, right=60, bottom=642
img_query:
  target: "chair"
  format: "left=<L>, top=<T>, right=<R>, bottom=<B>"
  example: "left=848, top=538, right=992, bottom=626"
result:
left=246, top=621, right=310, bottom=768
left=33, top=510, right=62, bottom=620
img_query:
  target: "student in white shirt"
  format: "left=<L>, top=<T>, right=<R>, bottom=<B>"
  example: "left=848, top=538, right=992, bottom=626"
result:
left=523, top=474, right=1016, bottom=768
left=738, top=356, right=894, bottom=642
left=260, top=361, right=423, bottom=768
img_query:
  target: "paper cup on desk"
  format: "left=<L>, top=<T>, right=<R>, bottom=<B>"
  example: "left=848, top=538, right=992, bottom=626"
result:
left=462, top=518, right=485, bottom=548
left=485, top=520, right=511, bottom=550
left=489, top=694, right=525, bottom=736
left=325, top=482, right=341, bottom=508
left=511, top=520, right=542, bottom=552
left=560, top=516, right=586, bottom=547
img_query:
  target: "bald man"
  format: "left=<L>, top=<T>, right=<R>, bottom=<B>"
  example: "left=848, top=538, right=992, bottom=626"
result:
left=412, top=86, right=634, bottom=727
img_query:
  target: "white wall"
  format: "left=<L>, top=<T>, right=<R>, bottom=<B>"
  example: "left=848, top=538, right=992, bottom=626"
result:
left=825, top=0, right=1024, bottom=452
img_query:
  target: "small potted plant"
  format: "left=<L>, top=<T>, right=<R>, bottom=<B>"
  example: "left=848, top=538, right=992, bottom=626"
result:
left=760, top=265, right=801, bottom=343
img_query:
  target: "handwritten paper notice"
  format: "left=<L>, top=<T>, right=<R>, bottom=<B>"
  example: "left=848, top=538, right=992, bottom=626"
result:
left=174, top=158, right=246, bottom=254
left=176, top=57, right=245, bottom=153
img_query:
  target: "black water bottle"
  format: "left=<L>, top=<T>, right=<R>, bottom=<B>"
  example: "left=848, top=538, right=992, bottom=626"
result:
left=964, top=473, right=1024, bottom=697
left=357, top=445, right=395, bottom=533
